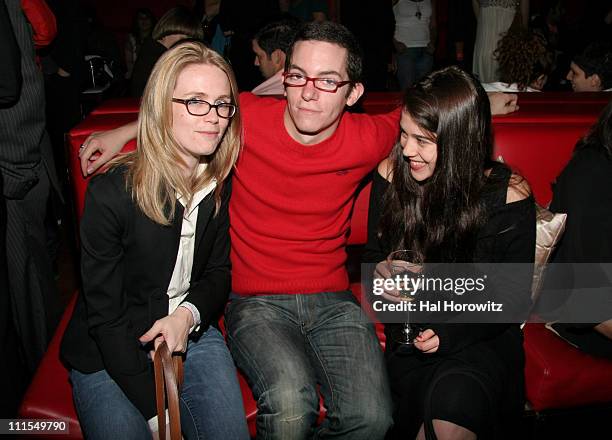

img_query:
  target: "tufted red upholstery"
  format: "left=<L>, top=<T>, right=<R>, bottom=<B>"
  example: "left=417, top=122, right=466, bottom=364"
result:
left=20, top=93, right=612, bottom=437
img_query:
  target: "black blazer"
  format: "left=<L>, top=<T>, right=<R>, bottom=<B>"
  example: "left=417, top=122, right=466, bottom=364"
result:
left=61, top=166, right=232, bottom=419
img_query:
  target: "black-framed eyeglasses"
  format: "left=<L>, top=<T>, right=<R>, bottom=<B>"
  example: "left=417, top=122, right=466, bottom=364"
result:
left=172, top=98, right=237, bottom=119
left=283, top=72, right=353, bottom=93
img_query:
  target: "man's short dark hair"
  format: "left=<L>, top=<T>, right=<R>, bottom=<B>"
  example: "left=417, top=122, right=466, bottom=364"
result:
left=285, top=21, right=363, bottom=84
left=573, top=42, right=612, bottom=90
left=254, top=19, right=300, bottom=57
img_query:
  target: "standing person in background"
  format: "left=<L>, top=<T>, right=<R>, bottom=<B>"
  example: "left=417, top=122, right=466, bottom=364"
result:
left=129, top=6, right=203, bottom=97
left=124, top=8, right=155, bottom=79
left=392, top=0, right=437, bottom=90
left=472, top=0, right=529, bottom=82
left=0, top=0, right=62, bottom=377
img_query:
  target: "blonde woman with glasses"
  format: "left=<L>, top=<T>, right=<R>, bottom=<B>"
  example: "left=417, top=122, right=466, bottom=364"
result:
left=61, top=40, right=249, bottom=440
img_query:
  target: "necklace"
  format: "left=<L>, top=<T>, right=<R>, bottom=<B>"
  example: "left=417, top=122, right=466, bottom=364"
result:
left=412, top=0, right=423, bottom=20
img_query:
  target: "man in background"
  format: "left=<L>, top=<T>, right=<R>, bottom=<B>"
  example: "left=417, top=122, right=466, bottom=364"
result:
left=251, top=18, right=299, bottom=95
left=566, top=42, right=612, bottom=91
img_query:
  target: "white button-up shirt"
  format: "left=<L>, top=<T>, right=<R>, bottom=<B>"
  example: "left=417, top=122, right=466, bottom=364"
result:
left=167, top=166, right=217, bottom=330
left=148, top=168, right=217, bottom=431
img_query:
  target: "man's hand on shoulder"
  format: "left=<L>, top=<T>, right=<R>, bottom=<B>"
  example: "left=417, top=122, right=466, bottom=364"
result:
left=79, top=121, right=138, bottom=176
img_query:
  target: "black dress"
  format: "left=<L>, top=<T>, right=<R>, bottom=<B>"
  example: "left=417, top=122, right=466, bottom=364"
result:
left=364, top=163, right=535, bottom=439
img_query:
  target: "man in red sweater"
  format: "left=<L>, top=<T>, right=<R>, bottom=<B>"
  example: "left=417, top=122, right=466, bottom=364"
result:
left=225, top=22, right=397, bottom=439
left=78, top=21, right=519, bottom=439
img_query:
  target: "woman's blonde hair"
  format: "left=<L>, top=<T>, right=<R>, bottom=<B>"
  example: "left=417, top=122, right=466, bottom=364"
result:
left=110, top=40, right=241, bottom=225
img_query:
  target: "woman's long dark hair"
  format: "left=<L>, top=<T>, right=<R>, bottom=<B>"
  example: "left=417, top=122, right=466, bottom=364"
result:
left=575, top=100, right=612, bottom=159
left=379, top=66, right=494, bottom=262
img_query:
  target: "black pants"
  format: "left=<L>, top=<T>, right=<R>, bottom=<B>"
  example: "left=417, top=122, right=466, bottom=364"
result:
left=5, top=167, right=61, bottom=374
left=0, top=176, right=27, bottom=417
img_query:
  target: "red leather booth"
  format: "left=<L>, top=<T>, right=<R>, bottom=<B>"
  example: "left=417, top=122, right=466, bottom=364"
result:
left=20, top=93, right=612, bottom=437
left=360, top=91, right=612, bottom=115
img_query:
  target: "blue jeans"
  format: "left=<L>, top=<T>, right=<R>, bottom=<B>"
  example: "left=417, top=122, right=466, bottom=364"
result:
left=70, top=326, right=249, bottom=440
left=226, top=291, right=393, bottom=440
left=396, top=47, right=434, bottom=90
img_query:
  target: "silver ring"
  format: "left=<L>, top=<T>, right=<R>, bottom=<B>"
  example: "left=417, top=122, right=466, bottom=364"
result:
left=79, top=144, right=85, bottom=150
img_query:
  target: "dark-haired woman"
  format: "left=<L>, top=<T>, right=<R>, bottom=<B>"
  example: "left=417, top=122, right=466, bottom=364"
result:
left=364, top=66, right=535, bottom=439
left=543, top=101, right=612, bottom=359
left=484, top=28, right=554, bottom=92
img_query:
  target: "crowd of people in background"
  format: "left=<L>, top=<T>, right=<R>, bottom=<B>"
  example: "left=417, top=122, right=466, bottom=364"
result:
left=10, top=0, right=611, bottom=99
left=1, top=0, right=612, bottom=437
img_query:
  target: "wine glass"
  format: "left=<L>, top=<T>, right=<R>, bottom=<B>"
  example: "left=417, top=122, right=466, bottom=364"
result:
left=385, top=249, right=423, bottom=348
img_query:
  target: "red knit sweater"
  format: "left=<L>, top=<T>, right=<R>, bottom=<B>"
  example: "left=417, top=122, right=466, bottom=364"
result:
left=230, top=93, right=400, bottom=295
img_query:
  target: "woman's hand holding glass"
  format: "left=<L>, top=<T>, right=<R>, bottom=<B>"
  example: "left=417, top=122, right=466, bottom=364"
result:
left=414, top=328, right=439, bottom=354
left=380, top=251, right=440, bottom=353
